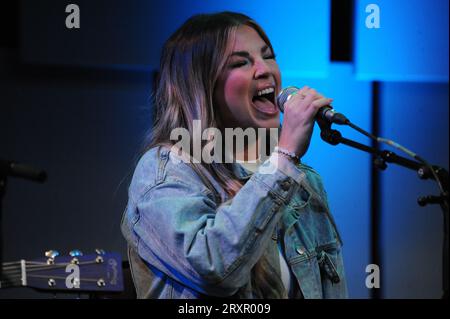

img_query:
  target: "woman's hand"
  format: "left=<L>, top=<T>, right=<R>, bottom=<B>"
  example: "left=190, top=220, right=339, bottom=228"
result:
left=278, top=86, right=333, bottom=159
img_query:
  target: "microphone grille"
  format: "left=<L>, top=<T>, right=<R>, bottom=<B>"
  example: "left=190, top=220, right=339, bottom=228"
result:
left=276, top=86, right=299, bottom=112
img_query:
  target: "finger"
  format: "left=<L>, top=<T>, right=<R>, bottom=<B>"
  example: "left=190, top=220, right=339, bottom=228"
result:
left=307, top=89, right=326, bottom=101
left=286, top=87, right=306, bottom=104
left=301, top=91, right=317, bottom=110
left=301, top=97, right=332, bottom=119
left=313, top=92, right=325, bottom=100
left=285, top=87, right=310, bottom=108
left=312, top=97, right=333, bottom=108
left=297, top=86, right=310, bottom=96
left=286, top=86, right=308, bottom=102
left=307, top=98, right=333, bottom=116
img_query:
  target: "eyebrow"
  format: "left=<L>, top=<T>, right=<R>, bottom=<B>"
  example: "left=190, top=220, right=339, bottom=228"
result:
left=229, top=45, right=271, bottom=58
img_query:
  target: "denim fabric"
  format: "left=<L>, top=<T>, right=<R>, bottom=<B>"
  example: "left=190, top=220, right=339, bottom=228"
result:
left=121, top=146, right=348, bottom=299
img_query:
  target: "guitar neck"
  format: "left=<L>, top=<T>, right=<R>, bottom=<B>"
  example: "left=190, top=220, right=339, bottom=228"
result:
left=1, top=260, right=27, bottom=289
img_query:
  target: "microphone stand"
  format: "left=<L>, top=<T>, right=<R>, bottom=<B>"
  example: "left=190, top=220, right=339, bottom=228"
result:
left=318, top=121, right=449, bottom=299
left=0, top=159, right=47, bottom=283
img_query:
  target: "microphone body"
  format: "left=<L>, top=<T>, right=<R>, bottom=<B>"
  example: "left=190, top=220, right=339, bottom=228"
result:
left=0, top=159, right=47, bottom=183
left=276, top=86, right=348, bottom=125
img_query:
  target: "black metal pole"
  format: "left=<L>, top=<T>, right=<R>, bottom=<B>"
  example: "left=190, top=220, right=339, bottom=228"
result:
left=443, top=201, right=449, bottom=299
left=0, top=177, right=5, bottom=282
left=370, top=81, right=382, bottom=299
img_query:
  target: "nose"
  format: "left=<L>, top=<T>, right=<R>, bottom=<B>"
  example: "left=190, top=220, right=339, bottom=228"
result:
left=254, top=58, right=271, bottom=79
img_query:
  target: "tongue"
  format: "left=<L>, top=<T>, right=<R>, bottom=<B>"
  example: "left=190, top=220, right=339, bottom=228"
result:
left=253, top=97, right=276, bottom=112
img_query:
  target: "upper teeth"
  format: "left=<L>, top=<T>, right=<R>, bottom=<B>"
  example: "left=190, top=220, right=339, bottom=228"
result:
left=257, top=87, right=274, bottom=96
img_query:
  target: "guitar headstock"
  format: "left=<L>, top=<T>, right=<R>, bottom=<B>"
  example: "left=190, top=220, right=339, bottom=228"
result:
left=1, top=249, right=124, bottom=293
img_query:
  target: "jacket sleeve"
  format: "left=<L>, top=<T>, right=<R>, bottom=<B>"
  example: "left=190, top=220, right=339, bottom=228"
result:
left=127, top=153, right=307, bottom=297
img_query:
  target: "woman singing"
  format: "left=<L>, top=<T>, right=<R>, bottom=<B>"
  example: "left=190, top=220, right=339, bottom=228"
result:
left=121, top=11, right=348, bottom=299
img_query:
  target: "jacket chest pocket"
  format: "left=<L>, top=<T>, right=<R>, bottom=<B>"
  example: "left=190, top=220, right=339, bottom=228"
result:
left=287, top=185, right=311, bottom=210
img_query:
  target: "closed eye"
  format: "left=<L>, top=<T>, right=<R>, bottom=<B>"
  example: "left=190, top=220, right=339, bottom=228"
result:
left=230, top=60, right=249, bottom=68
left=264, top=54, right=276, bottom=60
left=230, top=55, right=275, bottom=68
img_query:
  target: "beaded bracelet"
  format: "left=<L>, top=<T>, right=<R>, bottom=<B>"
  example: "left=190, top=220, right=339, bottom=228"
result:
left=274, top=146, right=300, bottom=162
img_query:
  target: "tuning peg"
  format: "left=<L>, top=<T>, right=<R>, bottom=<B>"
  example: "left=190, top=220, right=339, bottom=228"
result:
left=45, top=250, right=60, bottom=259
left=95, top=248, right=106, bottom=255
left=97, top=279, right=106, bottom=287
left=95, top=255, right=104, bottom=264
left=69, top=249, right=83, bottom=257
left=48, top=278, right=56, bottom=287
left=45, top=250, right=59, bottom=265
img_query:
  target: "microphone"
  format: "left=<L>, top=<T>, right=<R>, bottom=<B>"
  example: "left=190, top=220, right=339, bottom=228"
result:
left=276, top=86, right=349, bottom=125
left=0, top=159, right=47, bottom=183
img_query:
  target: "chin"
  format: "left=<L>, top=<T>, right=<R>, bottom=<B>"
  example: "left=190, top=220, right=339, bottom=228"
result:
left=255, top=117, right=280, bottom=130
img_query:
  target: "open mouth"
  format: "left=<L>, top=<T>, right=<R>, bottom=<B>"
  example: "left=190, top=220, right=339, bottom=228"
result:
left=251, top=87, right=279, bottom=115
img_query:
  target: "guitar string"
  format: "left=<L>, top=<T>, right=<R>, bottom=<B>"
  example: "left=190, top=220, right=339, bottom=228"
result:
left=25, top=274, right=101, bottom=282
left=1, top=261, right=102, bottom=277
left=3, top=260, right=99, bottom=270
left=0, top=276, right=101, bottom=284
left=0, top=275, right=105, bottom=289
left=1, top=269, right=109, bottom=286
left=2, top=261, right=45, bottom=268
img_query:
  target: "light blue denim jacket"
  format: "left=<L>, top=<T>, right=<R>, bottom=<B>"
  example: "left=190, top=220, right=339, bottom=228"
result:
left=121, top=146, right=348, bottom=298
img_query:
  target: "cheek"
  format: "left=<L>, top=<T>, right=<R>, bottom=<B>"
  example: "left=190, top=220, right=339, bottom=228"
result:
left=273, top=65, right=282, bottom=88
left=223, top=73, right=251, bottom=109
